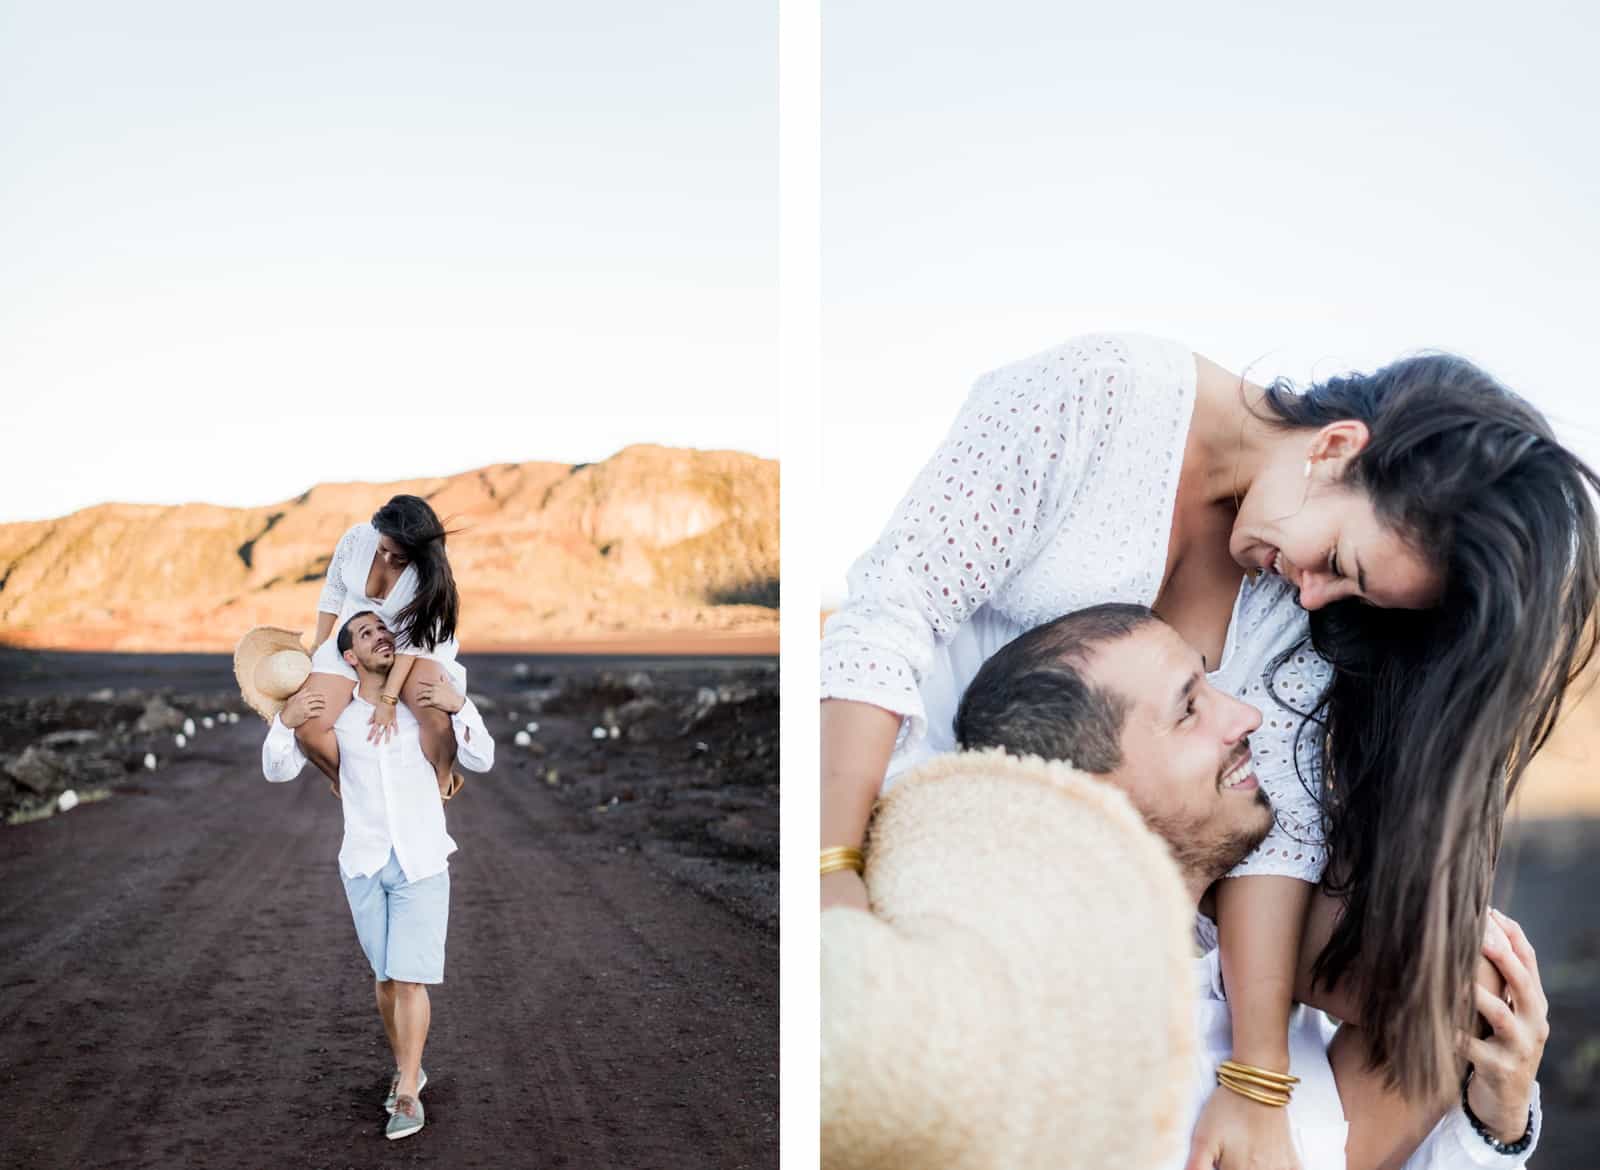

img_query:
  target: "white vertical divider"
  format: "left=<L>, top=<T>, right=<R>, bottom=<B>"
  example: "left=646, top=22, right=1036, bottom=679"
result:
left=778, top=0, right=821, bottom=1166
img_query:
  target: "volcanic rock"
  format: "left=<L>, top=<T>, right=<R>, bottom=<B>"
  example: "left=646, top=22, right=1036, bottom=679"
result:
left=0, top=446, right=777, bottom=651
left=6, top=746, right=69, bottom=795
left=136, top=697, right=187, bottom=734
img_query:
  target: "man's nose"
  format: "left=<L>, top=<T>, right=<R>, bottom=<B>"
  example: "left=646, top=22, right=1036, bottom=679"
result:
left=1222, top=694, right=1262, bottom=743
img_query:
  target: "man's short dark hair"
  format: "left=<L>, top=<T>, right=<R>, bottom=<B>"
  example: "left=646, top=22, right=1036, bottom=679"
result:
left=336, top=611, right=379, bottom=657
left=954, top=603, right=1158, bottom=773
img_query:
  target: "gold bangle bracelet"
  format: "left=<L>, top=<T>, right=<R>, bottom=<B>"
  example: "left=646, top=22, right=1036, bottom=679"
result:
left=1218, top=1071, right=1295, bottom=1099
left=379, top=693, right=400, bottom=706
left=1216, top=1074, right=1291, bottom=1108
left=1216, top=1065, right=1299, bottom=1092
left=1217, top=1082, right=1290, bottom=1109
left=820, top=846, right=865, bottom=877
left=1218, top=1059, right=1300, bottom=1087
left=1219, top=1085, right=1289, bottom=1109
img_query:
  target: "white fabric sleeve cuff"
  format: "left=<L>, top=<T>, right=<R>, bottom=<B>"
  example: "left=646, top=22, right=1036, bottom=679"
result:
left=452, top=700, right=495, bottom=772
left=1410, top=1080, right=1540, bottom=1168
left=262, top=716, right=307, bottom=782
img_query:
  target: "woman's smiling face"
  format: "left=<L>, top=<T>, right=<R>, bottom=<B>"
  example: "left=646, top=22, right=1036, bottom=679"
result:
left=1230, top=421, right=1444, bottom=612
left=376, top=534, right=411, bottom=571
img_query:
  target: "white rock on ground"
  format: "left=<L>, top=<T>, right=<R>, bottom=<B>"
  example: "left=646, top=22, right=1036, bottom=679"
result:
left=57, top=790, right=79, bottom=813
left=591, top=727, right=607, bottom=740
left=143, top=753, right=157, bottom=771
left=514, top=731, right=531, bottom=747
left=175, top=734, right=187, bottom=749
left=525, top=721, right=539, bottom=733
left=202, top=717, right=214, bottom=729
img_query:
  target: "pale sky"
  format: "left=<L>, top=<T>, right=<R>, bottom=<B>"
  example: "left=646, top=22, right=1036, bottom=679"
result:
left=822, top=1, right=1600, bottom=602
left=0, top=1, right=775, bottom=522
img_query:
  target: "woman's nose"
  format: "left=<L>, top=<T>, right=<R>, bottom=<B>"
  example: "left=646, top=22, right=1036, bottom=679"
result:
left=1297, top=573, right=1332, bottom=611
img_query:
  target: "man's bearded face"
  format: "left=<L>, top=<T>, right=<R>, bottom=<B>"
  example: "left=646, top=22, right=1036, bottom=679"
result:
left=1083, top=623, right=1275, bottom=884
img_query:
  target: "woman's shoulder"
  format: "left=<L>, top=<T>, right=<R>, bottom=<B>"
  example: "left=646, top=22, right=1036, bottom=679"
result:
left=970, top=333, right=1196, bottom=418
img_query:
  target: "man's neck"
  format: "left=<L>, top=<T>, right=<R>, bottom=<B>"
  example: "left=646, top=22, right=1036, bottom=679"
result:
left=354, top=669, right=387, bottom=706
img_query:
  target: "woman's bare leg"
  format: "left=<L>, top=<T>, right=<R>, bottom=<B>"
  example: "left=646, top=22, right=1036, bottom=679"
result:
left=401, top=660, right=458, bottom=796
left=1299, top=886, right=1507, bottom=1170
left=294, top=672, right=354, bottom=793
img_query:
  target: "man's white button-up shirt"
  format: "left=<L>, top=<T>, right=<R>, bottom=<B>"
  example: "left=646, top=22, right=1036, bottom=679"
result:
left=1155, top=943, right=1542, bottom=1170
left=262, top=688, right=494, bottom=883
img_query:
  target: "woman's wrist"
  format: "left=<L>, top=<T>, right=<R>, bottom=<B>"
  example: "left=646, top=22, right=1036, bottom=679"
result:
left=1227, top=1039, right=1291, bottom=1072
left=821, top=868, right=870, bottom=911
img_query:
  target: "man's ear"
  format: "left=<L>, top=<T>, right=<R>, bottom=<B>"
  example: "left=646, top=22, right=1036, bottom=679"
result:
left=343, top=649, right=358, bottom=668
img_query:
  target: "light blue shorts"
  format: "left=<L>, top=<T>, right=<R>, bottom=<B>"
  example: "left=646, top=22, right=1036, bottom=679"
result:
left=341, top=850, right=450, bottom=985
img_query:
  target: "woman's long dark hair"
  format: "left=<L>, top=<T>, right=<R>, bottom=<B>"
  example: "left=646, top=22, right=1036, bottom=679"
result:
left=372, top=495, right=459, bottom=652
left=1261, top=354, right=1600, bottom=1100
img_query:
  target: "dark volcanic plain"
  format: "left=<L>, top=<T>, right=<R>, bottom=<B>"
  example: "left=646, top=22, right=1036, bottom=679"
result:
left=0, top=648, right=776, bottom=1170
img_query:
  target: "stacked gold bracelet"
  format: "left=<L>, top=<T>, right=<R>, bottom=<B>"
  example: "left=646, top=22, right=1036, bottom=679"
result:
left=1216, top=1059, right=1299, bottom=1108
left=819, top=846, right=865, bottom=877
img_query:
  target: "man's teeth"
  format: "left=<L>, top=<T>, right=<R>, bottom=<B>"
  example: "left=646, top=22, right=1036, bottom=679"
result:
left=1221, top=759, right=1253, bottom=788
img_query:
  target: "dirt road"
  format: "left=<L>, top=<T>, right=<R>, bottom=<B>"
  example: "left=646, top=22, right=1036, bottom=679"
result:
left=0, top=660, right=776, bottom=1169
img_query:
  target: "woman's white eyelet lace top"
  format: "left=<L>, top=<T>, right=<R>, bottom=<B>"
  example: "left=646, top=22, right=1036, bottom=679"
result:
left=821, top=333, right=1331, bottom=883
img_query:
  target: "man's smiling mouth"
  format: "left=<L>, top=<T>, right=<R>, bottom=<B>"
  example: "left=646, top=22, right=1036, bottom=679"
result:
left=1218, top=751, right=1257, bottom=792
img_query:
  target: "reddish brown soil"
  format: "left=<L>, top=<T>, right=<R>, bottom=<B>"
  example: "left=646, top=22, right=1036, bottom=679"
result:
left=0, top=654, right=776, bottom=1170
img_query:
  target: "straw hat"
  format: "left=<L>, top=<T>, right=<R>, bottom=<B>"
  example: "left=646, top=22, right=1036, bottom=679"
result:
left=821, top=748, right=1197, bottom=1170
left=233, top=626, right=313, bottom=722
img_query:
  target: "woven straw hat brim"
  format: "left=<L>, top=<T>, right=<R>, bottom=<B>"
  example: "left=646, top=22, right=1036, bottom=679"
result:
left=233, top=626, right=312, bottom=722
left=822, top=747, right=1197, bottom=1170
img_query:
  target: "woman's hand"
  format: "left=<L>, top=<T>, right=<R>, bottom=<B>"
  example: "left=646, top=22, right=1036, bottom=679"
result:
left=367, top=700, right=398, bottom=744
left=1462, top=907, right=1547, bottom=1143
left=1185, top=1085, right=1302, bottom=1170
left=821, top=868, right=870, bottom=912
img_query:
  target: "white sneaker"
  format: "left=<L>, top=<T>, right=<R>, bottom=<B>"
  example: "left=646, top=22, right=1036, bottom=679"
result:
left=384, top=1066, right=427, bottom=1114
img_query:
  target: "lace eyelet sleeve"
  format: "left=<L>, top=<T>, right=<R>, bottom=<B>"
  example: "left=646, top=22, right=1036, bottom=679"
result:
left=821, top=341, right=1120, bottom=751
left=1225, top=642, right=1332, bottom=885
left=316, top=524, right=362, bottom=617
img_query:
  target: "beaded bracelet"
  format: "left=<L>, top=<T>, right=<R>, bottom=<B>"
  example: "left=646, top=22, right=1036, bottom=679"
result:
left=1460, top=1070, right=1534, bottom=1156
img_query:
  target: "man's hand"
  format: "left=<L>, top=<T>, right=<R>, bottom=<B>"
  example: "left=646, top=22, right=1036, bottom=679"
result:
left=280, top=691, right=326, bottom=730
left=1185, top=1084, right=1302, bottom=1170
left=1462, top=908, right=1547, bottom=1143
left=414, top=679, right=465, bottom=715
left=367, top=700, right=398, bottom=744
